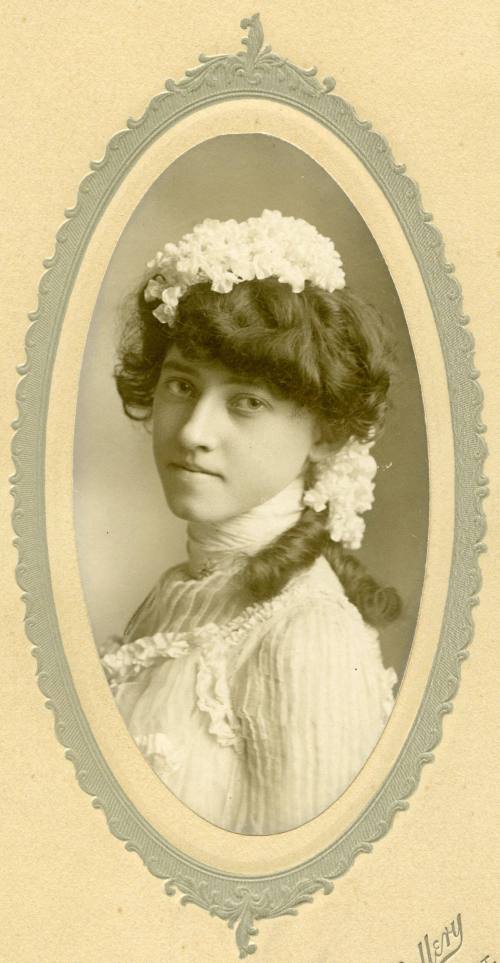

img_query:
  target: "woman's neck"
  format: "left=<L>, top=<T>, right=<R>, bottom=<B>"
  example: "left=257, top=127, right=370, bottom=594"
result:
left=186, top=476, right=304, bottom=578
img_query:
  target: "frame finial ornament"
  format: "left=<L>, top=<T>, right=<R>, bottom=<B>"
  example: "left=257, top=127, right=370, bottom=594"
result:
left=164, top=12, right=335, bottom=94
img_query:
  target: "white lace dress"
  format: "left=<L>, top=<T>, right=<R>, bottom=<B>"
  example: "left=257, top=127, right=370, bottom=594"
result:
left=101, top=531, right=397, bottom=834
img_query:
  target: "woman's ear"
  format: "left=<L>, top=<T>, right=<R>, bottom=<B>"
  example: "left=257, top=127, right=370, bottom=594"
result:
left=308, top=419, right=347, bottom=462
left=308, top=420, right=330, bottom=463
left=309, top=439, right=333, bottom=463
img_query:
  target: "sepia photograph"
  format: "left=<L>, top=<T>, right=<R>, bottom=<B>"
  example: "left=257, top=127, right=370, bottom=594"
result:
left=74, top=134, right=428, bottom=834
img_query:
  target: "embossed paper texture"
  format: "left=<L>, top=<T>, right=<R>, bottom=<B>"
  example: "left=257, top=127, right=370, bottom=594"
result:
left=2, top=3, right=499, bottom=962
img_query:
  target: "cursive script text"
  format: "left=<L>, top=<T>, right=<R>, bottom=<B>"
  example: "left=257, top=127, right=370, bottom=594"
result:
left=417, top=913, right=463, bottom=963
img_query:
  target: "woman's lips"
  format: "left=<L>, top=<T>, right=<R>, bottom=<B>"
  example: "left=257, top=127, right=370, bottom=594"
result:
left=169, top=462, right=221, bottom=477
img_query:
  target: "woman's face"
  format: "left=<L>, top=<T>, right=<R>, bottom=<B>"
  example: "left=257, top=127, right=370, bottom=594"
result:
left=152, top=346, right=320, bottom=524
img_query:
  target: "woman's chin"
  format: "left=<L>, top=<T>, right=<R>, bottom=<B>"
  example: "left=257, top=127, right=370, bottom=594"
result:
left=163, top=491, right=231, bottom=524
left=160, top=471, right=226, bottom=523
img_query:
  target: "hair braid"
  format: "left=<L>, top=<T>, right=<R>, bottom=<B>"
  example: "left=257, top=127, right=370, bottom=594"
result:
left=243, top=507, right=325, bottom=602
left=244, top=508, right=401, bottom=627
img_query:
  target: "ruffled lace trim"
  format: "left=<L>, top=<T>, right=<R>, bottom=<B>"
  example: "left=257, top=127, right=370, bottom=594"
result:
left=101, top=592, right=295, bottom=752
left=101, top=564, right=397, bottom=753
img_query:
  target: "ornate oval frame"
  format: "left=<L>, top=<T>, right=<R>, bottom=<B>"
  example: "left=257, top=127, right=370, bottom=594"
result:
left=12, top=14, right=486, bottom=958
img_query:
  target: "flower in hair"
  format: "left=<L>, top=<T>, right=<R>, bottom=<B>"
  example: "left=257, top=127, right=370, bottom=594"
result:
left=144, top=209, right=345, bottom=324
left=303, top=438, right=377, bottom=550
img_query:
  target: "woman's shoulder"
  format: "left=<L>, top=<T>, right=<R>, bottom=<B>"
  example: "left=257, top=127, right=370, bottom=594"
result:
left=277, top=554, right=358, bottom=619
left=232, top=556, right=380, bottom=669
left=292, top=553, right=348, bottom=595
left=241, top=557, right=396, bottom=691
left=232, top=558, right=397, bottom=723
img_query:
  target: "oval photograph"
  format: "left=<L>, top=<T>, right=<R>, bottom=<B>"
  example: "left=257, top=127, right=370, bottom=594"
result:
left=73, top=133, right=428, bottom=835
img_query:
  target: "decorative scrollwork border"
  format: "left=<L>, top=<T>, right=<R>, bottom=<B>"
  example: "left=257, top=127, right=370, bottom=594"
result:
left=11, top=13, right=487, bottom=957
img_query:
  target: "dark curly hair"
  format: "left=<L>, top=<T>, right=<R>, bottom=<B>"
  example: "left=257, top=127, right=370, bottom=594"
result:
left=115, top=277, right=401, bottom=626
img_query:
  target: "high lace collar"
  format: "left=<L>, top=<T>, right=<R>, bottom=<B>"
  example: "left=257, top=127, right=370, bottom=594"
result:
left=186, top=477, right=305, bottom=578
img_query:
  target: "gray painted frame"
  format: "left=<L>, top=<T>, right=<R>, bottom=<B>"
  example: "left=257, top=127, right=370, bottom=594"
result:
left=12, top=14, right=486, bottom=958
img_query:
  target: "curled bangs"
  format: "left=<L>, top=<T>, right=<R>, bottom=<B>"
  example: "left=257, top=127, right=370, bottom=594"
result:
left=173, top=279, right=327, bottom=411
left=116, top=276, right=392, bottom=445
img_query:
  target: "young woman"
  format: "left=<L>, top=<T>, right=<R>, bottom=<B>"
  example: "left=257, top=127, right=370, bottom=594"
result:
left=101, top=210, right=400, bottom=834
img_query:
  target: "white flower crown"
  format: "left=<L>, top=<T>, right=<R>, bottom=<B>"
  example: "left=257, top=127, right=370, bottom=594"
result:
left=144, top=209, right=345, bottom=325
left=143, top=210, right=377, bottom=550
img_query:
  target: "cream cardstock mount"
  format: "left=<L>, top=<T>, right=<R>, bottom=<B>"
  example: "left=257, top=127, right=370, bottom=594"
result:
left=12, top=14, right=486, bottom=958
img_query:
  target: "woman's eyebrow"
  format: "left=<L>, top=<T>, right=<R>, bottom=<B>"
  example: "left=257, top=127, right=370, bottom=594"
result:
left=161, top=359, right=273, bottom=390
left=161, top=360, right=199, bottom=376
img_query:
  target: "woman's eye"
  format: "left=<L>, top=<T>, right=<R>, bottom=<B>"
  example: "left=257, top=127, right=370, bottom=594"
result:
left=231, top=395, right=269, bottom=413
left=163, top=378, right=194, bottom=398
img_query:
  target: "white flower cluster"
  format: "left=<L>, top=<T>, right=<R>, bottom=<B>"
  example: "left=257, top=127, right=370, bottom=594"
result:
left=144, top=209, right=345, bottom=324
left=303, top=438, right=377, bottom=550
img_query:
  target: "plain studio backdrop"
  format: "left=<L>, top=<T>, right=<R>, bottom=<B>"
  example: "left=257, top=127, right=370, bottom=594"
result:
left=74, top=133, right=428, bottom=682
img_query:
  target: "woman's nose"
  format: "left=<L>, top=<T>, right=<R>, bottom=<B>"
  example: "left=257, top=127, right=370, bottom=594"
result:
left=177, top=397, right=221, bottom=451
